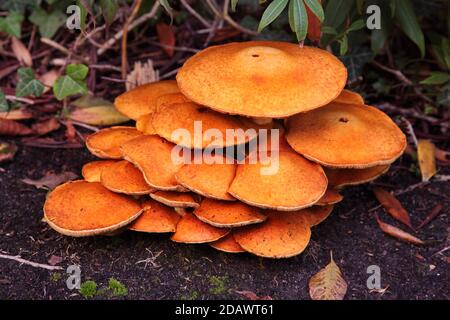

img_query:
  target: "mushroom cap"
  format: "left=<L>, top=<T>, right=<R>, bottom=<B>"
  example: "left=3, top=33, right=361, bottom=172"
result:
left=128, top=199, right=180, bottom=233
left=44, top=180, right=142, bottom=237
left=194, top=198, right=266, bottom=228
left=209, top=233, right=245, bottom=253
left=86, top=126, right=142, bottom=159
left=100, top=160, right=154, bottom=195
left=177, top=41, right=347, bottom=117
left=285, top=103, right=407, bottom=168
left=334, top=89, right=364, bottom=105
left=82, top=160, right=117, bottom=182
left=171, top=212, right=230, bottom=243
left=152, top=102, right=259, bottom=149
left=120, top=135, right=185, bottom=191
left=175, top=154, right=237, bottom=201
left=325, top=165, right=390, bottom=188
left=136, top=113, right=156, bottom=135
left=228, top=151, right=328, bottom=211
left=234, top=211, right=311, bottom=258
left=155, top=92, right=190, bottom=112
left=150, top=191, right=200, bottom=208
left=300, top=205, right=334, bottom=227
left=114, top=80, right=179, bottom=120
left=316, top=189, right=343, bottom=206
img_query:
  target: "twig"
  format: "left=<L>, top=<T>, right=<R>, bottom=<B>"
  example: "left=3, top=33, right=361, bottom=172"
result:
left=97, top=1, right=160, bottom=56
left=40, top=38, right=89, bottom=64
left=393, top=181, right=429, bottom=196
left=64, top=120, right=99, bottom=132
left=399, top=116, right=418, bottom=147
left=121, top=0, right=143, bottom=79
left=5, top=95, right=34, bottom=105
left=0, top=253, right=63, bottom=271
left=148, top=40, right=200, bottom=53
left=180, top=0, right=212, bottom=28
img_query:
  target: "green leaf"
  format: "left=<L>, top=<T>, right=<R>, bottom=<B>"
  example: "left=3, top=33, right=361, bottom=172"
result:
left=371, top=0, right=393, bottom=54
left=356, top=0, right=364, bottom=15
left=66, top=64, right=89, bottom=81
left=69, top=106, right=129, bottom=125
left=0, top=91, right=9, bottom=112
left=321, top=26, right=337, bottom=35
left=394, top=0, right=425, bottom=57
left=0, top=0, right=36, bottom=14
left=100, top=0, right=118, bottom=26
left=231, top=0, right=239, bottom=12
left=304, top=0, right=324, bottom=22
left=15, top=68, right=44, bottom=98
left=346, top=19, right=365, bottom=33
left=338, top=34, right=348, bottom=55
left=0, top=12, right=24, bottom=38
left=323, top=0, right=353, bottom=29
left=258, top=0, right=289, bottom=32
left=29, top=8, right=66, bottom=38
left=289, top=0, right=308, bottom=42
left=442, top=38, right=450, bottom=70
left=420, top=72, right=450, bottom=85
left=53, top=76, right=88, bottom=101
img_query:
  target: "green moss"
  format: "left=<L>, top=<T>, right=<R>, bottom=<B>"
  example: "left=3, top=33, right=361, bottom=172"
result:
left=180, top=290, right=199, bottom=300
left=108, top=278, right=128, bottom=297
left=50, top=272, right=62, bottom=282
left=79, top=280, right=97, bottom=299
left=209, top=276, right=228, bottom=295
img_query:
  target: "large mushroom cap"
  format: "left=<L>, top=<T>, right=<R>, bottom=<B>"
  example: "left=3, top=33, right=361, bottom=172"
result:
left=177, top=41, right=347, bottom=117
left=175, top=154, right=237, bottom=201
left=150, top=191, right=200, bottom=208
left=285, top=103, right=407, bottom=168
left=228, top=151, right=328, bottom=211
left=100, top=160, right=154, bottom=195
left=234, top=211, right=311, bottom=258
left=128, top=199, right=180, bottom=233
left=194, top=198, right=266, bottom=228
left=209, top=233, right=245, bottom=253
left=325, top=165, right=390, bottom=188
left=171, top=212, right=230, bottom=243
left=44, top=181, right=142, bottom=237
left=301, top=205, right=334, bottom=227
left=120, top=135, right=185, bottom=191
left=86, top=126, right=142, bottom=159
left=152, top=102, right=258, bottom=148
left=114, top=80, right=179, bottom=120
left=82, top=160, right=117, bottom=182
left=155, top=93, right=190, bottom=112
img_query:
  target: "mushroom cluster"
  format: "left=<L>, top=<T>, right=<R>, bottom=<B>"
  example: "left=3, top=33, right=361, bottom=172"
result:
left=43, top=41, right=407, bottom=258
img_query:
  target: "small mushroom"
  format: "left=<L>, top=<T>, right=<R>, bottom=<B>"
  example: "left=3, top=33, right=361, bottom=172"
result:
left=128, top=200, right=180, bottom=233
left=334, top=89, right=364, bottom=105
left=155, top=92, right=190, bottom=112
left=324, top=165, right=390, bottom=188
left=300, top=205, right=335, bottom=227
left=114, top=80, right=179, bottom=120
left=86, top=126, right=142, bottom=159
left=209, top=234, right=246, bottom=253
left=82, top=160, right=117, bottom=182
left=316, top=189, right=343, bottom=206
left=150, top=190, right=200, bottom=208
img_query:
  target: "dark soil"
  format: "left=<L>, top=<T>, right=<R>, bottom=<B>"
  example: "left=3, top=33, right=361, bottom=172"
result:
left=0, top=135, right=449, bottom=300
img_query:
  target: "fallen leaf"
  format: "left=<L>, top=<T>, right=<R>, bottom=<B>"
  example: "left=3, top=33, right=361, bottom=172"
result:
left=39, top=70, right=60, bottom=94
left=234, top=290, right=273, bottom=300
left=0, top=108, right=33, bottom=120
left=48, top=255, right=63, bottom=266
left=0, top=142, right=18, bottom=163
left=32, top=118, right=61, bottom=135
left=373, top=187, right=413, bottom=229
left=126, top=60, right=159, bottom=91
left=21, top=137, right=83, bottom=149
left=22, top=171, right=77, bottom=190
left=375, top=214, right=425, bottom=245
left=306, top=0, right=322, bottom=42
left=11, top=36, right=32, bottom=67
left=0, top=119, right=33, bottom=136
left=417, top=139, right=437, bottom=181
left=417, top=204, right=443, bottom=229
left=309, top=252, right=347, bottom=300
left=156, top=23, right=175, bottom=57
left=435, top=147, right=450, bottom=165
left=69, top=106, right=129, bottom=126
left=72, top=95, right=112, bottom=108
left=369, top=285, right=389, bottom=295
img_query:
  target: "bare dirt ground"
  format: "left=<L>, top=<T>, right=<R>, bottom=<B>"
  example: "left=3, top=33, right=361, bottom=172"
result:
left=0, top=135, right=448, bottom=300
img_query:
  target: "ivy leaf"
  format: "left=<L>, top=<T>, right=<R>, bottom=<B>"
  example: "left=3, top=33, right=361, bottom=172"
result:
left=0, top=11, right=24, bottom=38
left=289, top=0, right=308, bottom=42
left=420, top=72, right=450, bottom=85
left=231, top=0, right=239, bottom=12
left=15, top=68, right=44, bottom=98
left=304, top=0, right=324, bottom=22
left=29, top=8, right=66, bottom=38
left=100, top=0, right=118, bottom=26
left=0, top=91, right=9, bottom=112
left=394, top=0, right=425, bottom=57
left=53, top=64, right=89, bottom=101
left=323, top=0, right=353, bottom=29
left=258, top=0, right=289, bottom=32
left=0, top=0, right=36, bottom=14
left=346, top=19, right=365, bottom=33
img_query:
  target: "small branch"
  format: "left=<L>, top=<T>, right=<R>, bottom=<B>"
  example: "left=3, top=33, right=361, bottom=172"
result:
left=180, top=0, right=212, bottom=28
left=5, top=95, right=35, bottom=105
left=40, top=38, right=89, bottom=64
left=121, top=0, right=143, bottom=79
left=97, top=1, right=160, bottom=56
left=0, top=253, right=63, bottom=271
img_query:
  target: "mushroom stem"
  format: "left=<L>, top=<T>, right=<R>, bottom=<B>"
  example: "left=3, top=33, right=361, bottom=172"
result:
left=251, top=117, right=273, bottom=126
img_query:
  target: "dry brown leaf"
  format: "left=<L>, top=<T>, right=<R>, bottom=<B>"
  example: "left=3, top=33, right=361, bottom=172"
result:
left=39, top=70, right=60, bottom=94
left=234, top=290, right=273, bottom=300
left=126, top=60, right=159, bottom=91
left=375, top=214, right=425, bottom=245
left=22, top=171, right=78, bottom=190
left=47, top=255, right=63, bottom=266
left=0, top=108, right=33, bottom=120
left=0, top=142, right=18, bottom=163
left=156, top=23, right=175, bottom=57
left=309, top=252, right=347, bottom=300
left=32, top=118, right=61, bottom=136
left=373, top=187, right=413, bottom=229
left=306, top=0, right=322, bottom=42
left=11, top=37, right=32, bottom=67
left=417, top=139, right=437, bottom=181
left=0, top=119, right=33, bottom=136
left=417, top=204, right=443, bottom=230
